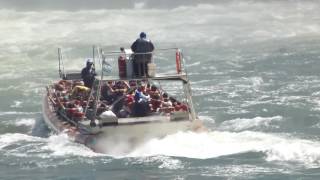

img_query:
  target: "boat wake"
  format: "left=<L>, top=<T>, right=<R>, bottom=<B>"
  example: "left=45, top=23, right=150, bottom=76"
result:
left=126, top=130, right=320, bottom=166
left=2, top=127, right=320, bottom=167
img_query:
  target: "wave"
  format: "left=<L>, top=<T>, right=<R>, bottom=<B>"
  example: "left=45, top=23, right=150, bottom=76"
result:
left=0, top=133, right=100, bottom=158
left=218, top=116, right=283, bottom=131
left=0, top=111, right=40, bottom=116
left=0, top=1, right=319, bottom=48
left=124, top=131, right=320, bottom=167
left=14, top=118, right=36, bottom=127
left=2, top=129, right=320, bottom=168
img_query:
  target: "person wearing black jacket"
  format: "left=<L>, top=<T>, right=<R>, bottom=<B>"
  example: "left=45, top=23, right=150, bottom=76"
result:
left=81, top=59, right=96, bottom=88
left=131, top=32, right=154, bottom=77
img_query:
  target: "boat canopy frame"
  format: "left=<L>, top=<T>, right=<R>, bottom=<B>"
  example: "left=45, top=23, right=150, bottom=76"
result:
left=57, top=46, right=197, bottom=121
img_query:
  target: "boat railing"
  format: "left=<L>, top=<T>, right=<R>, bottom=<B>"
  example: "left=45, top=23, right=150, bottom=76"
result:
left=58, top=47, right=188, bottom=81
left=99, top=47, right=187, bottom=80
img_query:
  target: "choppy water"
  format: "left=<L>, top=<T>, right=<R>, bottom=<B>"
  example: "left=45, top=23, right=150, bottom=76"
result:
left=1, top=1, right=320, bottom=179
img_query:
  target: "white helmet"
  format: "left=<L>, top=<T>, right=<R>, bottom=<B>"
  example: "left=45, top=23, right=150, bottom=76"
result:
left=86, top=58, right=93, bottom=65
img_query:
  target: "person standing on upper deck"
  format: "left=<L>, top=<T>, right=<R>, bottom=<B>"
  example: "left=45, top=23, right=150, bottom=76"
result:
left=131, top=32, right=154, bottom=77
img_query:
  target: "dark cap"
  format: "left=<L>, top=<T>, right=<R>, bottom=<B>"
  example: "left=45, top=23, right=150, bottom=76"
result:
left=140, top=32, right=146, bottom=38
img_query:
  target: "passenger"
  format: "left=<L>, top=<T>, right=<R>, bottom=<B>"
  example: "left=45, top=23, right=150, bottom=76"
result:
left=146, top=83, right=151, bottom=93
left=60, top=80, right=73, bottom=91
left=150, top=93, right=162, bottom=112
left=71, top=100, right=85, bottom=121
left=71, top=85, right=91, bottom=100
left=137, top=86, right=150, bottom=103
left=180, top=103, right=189, bottom=111
left=118, top=47, right=127, bottom=78
left=73, top=80, right=84, bottom=88
left=131, top=32, right=155, bottom=77
left=129, top=80, right=137, bottom=90
left=132, top=86, right=150, bottom=117
left=54, top=82, right=65, bottom=92
left=125, top=90, right=135, bottom=110
left=173, top=101, right=181, bottom=111
left=161, top=93, right=172, bottom=106
left=96, top=102, right=109, bottom=115
left=81, top=59, right=97, bottom=88
left=149, top=85, right=160, bottom=99
left=113, top=81, right=129, bottom=97
left=54, top=80, right=71, bottom=92
left=160, top=93, right=174, bottom=113
left=101, top=81, right=116, bottom=104
left=118, top=93, right=134, bottom=118
left=172, top=101, right=188, bottom=112
left=120, top=47, right=125, bottom=57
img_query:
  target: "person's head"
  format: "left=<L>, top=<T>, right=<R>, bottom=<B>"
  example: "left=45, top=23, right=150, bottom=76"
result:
left=86, top=59, right=93, bottom=67
left=154, top=93, right=160, bottom=100
left=129, top=80, right=136, bottom=87
left=151, top=85, right=157, bottom=91
left=140, top=32, right=146, bottom=38
left=120, top=47, right=125, bottom=52
left=115, top=81, right=122, bottom=88
left=137, top=86, right=143, bottom=92
left=169, top=97, right=177, bottom=103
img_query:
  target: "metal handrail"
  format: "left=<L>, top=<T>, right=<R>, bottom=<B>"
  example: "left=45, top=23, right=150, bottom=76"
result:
left=101, top=47, right=179, bottom=57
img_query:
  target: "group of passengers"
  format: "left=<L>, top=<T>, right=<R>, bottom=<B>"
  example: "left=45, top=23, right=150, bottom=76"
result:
left=53, top=80, right=91, bottom=121
left=99, top=80, right=189, bottom=118
left=52, top=78, right=188, bottom=121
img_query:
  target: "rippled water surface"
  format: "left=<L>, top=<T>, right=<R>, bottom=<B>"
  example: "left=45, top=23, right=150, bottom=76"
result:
left=1, top=1, right=320, bottom=179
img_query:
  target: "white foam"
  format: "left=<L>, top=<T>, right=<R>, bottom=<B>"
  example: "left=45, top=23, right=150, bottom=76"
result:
left=2, top=130, right=320, bottom=167
left=134, top=2, right=145, bottom=9
left=124, top=131, right=320, bottom=167
left=15, top=118, right=35, bottom=127
left=0, top=85, right=18, bottom=92
left=200, top=164, right=291, bottom=177
left=250, top=76, right=264, bottom=89
left=0, top=132, right=103, bottom=158
left=218, top=116, right=283, bottom=131
left=10, top=101, right=23, bottom=108
left=0, top=111, right=40, bottom=116
left=0, top=133, right=43, bottom=149
left=42, top=133, right=102, bottom=157
left=198, top=115, right=215, bottom=124
left=128, top=156, right=184, bottom=170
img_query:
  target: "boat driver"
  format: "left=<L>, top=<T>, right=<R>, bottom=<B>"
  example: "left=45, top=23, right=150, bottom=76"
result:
left=81, top=59, right=97, bottom=88
left=131, top=32, right=154, bottom=77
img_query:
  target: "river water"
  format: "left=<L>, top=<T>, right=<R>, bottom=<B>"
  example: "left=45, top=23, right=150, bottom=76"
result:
left=1, top=1, right=320, bottom=179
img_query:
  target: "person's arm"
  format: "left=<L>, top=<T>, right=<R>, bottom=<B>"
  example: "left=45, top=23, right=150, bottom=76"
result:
left=107, top=84, right=115, bottom=93
left=140, top=93, right=150, bottom=101
left=91, top=67, right=97, bottom=76
left=150, top=41, right=154, bottom=52
left=131, top=40, right=137, bottom=52
left=123, top=81, right=130, bottom=89
left=81, top=68, right=85, bottom=79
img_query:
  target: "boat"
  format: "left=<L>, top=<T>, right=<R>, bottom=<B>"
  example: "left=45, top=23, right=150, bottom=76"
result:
left=42, top=47, right=203, bottom=152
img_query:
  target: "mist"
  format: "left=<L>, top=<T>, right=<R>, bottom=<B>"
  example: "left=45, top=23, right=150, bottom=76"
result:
left=0, top=0, right=218, bottom=11
left=1, top=0, right=313, bottom=11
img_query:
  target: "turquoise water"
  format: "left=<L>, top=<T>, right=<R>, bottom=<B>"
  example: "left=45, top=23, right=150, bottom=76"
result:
left=1, top=1, right=320, bottom=179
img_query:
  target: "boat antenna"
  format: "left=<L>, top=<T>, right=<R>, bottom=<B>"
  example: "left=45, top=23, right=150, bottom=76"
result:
left=58, top=48, right=61, bottom=78
left=58, top=48, right=65, bottom=79
left=92, top=45, right=96, bottom=71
